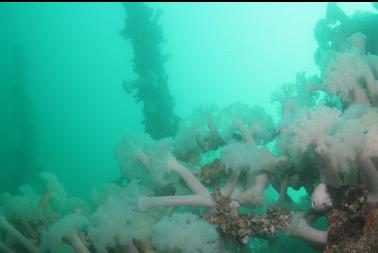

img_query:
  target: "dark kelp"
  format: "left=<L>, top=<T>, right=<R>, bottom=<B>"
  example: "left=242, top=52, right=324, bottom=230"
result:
left=121, top=2, right=179, bottom=139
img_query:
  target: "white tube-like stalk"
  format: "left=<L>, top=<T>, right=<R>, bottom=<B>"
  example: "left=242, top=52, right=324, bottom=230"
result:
left=318, top=156, right=342, bottom=188
left=278, top=175, right=290, bottom=203
left=221, top=169, right=241, bottom=198
left=166, top=156, right=209, bottom=194
left=134, top=149, right=151, bottom=171
left=245, top=173, right=268, bottom=203
left=357, top=151, right=378, bottom=203
left=231, top=173, right=268, bottom=208
left=139, top=193, right=216, bottom=211
left=352, top=87, right=371, bottom=106
left=251, top=173, right=269, bottom=194
left=21, top=219, right=37, bottom=240
left=125, top=241, right=140, bottom=253
left=67, top=233, right=91, bottom=253
left=138, top=239, right=156, bottom=253
left=234, top=119, right=256, bottom=146
left=288, top=213, right=327, bottom=246
left=139, top=168, right=240, bottom=210
left=0, top=215, right=39, bottom=253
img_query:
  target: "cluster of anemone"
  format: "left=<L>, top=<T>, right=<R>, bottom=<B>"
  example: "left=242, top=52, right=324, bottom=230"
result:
left=0, top=98, right=282, bottom=252
left=2, top=6, right=378, bottom=253
left=2, top=31, right=378, bottom=253
left=113, top=32, right=378, bottom=250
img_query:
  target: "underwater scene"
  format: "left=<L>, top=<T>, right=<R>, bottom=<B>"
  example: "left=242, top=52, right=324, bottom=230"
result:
left=1, top=2, right=378, bottom=253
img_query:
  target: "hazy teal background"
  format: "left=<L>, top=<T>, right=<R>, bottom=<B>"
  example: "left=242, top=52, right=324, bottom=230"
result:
left=0, top=2, right=375, bottom=198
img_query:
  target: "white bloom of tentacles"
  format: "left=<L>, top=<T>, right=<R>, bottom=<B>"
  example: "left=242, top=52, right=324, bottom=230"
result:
left=40, top=213, right=89, bottom=252
left=88, top=182, right=157, bottom=253
left=114, top=134, right=153, bottom=181
left=152, top=212, right=220, bottom=253
left=174, top=103, right=219, bottom=155
left=39, top=171, right=67, bottom=205
left=361, top=108, right=378, bottom=126
left=147, top=137, right=180, bottom=186
left=0, top=186, right=41, bottom=224
left=327, top=118, right=366, bottom=173
left=216, top=102, right=254, bottom=143
left=88, top=196, right=134, bottom=253
left=88, top=196, right=154, bottom=250
left=288, top=105, right=341, bottom=156
left=221, top=142, right=259, bottom=172
left=323, top=48, right=372, bottom=102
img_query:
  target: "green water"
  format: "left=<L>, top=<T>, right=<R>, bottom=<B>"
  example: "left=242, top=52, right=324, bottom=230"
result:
left=0, top=2, right=377, bottom=253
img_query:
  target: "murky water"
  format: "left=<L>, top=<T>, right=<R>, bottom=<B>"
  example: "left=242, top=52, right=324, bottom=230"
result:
left=0, top=2, right=377, bottom=253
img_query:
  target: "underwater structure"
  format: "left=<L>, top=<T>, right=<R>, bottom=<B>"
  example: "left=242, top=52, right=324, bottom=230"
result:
left=1, top=2, right=378, bottom=253
left=0, top=47, right=37, bottom=194
left=121, top=2, right=179, bottom=139
left=314, top=2, right=378, bottom=68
